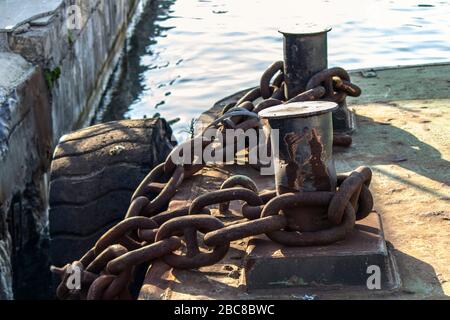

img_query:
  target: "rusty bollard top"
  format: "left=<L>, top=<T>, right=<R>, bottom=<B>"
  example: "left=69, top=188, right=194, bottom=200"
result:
left=259, top=101, right=337, bottom=119
left=278, top=22, right=332, bottom=36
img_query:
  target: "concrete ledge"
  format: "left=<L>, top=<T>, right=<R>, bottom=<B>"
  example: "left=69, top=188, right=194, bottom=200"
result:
left=0, top=59, right=52, bottom=203
left=0, top=0, right=141, bottom=299
left=0, top=52, right=34, bottom=96
left=0, top=0, right=62, bottom=32
left=0, top=52, right=36, bottom=158
left=0, top=59, right=51, bottom=300
left=6, top=0, right=139, bottom=139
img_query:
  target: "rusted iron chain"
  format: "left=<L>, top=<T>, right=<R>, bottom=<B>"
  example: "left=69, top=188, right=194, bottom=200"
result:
left=88, top=244, right=129, bottom=272
left=333, top=77, right=362, bottom=97
left=242, top=190, right=277, bottom=220
left=155, top=215, right=229, bottom=269
left=272, top=72, right=284, bottom=88
left=52, top=261, right=94, bottom=300
left=260, top=61, right=284, bottom=99
left=261, top=192, right=356, bottom=246
left=151, top=206, right=209, bottom=225
left=253, top=98, right=284, bottom=114
left=106, top=237, right=182, bottom=275
left=306, top=67, right=354, bottom=104
left=52, top=166, right=373, bottom=299
left=218, top=175, right=259, bottom=214
left=94, top=217, right=157, bottom=254
left=223, top=63, right=361, bottom=149
left=52, top=62, right=368, bottom=300
left=131, top=163, right=169, bottom=202
left=328, top=166, right=372, bottom=225
left=87, top=275, right=116, bottom=300
left=287, top=86, right=326, bottom=104
left=142, top=166, right=185, bottom=216
left=190, top=187, right=263, bottom=216
left=204, top=215, right=287, bottom=246
left=336, top=167, right=373, bottom=221
left=102, top=267, right=133, bottom=300
left=235, top=87, right=262, bottom=107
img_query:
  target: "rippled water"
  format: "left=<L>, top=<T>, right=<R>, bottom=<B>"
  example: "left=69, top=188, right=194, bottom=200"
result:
left=96, top=0, right=450, bottom=140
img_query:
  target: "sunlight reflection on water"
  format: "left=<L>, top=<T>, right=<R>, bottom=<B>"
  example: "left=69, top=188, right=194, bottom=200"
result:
left=99, top=0, right=450, bottom=141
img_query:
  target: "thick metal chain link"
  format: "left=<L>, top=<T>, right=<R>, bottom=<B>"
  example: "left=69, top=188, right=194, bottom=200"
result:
left=52, top=62, right=367, bottom=300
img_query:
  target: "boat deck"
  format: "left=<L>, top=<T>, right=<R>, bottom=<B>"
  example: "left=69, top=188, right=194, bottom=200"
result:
left=140, top=64, right=450, bottom=300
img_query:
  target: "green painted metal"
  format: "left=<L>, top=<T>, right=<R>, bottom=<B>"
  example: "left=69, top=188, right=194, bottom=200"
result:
left=348, top=62, right=450, bottom=104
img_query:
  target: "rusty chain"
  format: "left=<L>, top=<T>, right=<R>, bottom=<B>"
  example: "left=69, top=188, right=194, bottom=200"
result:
left=52, top=61, right=368, bottom=300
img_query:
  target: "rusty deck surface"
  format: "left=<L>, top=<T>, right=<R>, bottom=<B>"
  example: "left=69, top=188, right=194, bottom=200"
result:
left=140, top=63, right=450, bottom=299
left=139, top=97, right=449, bottom=300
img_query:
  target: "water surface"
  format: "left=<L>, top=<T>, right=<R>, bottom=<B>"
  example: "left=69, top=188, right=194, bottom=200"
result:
left=96, top=0, right=450, bottom=140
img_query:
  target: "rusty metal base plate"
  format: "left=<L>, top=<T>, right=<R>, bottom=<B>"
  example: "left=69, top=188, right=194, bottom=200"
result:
left=244, top=212, right=399, bottom=290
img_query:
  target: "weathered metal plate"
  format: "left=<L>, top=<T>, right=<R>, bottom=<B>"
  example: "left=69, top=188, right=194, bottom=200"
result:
left=259, top=101, right=338, bottom=119
left=244, top=212, right=393, bottom=290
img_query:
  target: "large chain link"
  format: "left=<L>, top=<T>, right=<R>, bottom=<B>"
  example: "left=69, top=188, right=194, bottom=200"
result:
left=52, top=61, right=367, bottom=300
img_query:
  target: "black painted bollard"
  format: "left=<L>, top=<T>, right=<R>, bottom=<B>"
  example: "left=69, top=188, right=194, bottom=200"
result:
left=280, top=24, right=355, bottom=133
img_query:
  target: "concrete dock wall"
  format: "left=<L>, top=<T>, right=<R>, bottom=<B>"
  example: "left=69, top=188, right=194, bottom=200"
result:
left=0, top=0, right=139, bottom=299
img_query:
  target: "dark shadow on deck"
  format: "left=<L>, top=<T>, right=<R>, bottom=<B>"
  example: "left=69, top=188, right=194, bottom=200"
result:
left=335, top=112, right=450, bottom=199
left=389, top=244, right=446, bottom=298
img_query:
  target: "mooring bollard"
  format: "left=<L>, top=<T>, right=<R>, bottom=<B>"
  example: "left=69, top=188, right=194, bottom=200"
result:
left=279, top=24, right=355, bottom=133
left=260, top=101, right=338, bottom=231
left=280, top=24, right=331, bottom=99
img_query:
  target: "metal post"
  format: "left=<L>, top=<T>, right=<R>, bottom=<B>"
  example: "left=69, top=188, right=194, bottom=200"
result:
left=280, top=24, right=355, bottom=133
left=260, top=101, right=338, bottom=232
left=279, top=24, right=331, bottom=99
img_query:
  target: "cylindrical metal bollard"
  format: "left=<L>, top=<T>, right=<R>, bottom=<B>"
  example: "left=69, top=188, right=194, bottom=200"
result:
left=279, top=24, right=331, bottom=99
left=280, top=24, right=355, bottom=133
left=260, top=101, right=338, bottom=232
